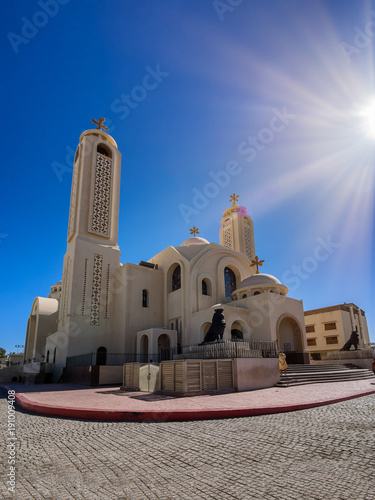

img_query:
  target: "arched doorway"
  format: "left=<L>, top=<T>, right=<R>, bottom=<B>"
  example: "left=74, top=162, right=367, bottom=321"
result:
left=199, top=322, right=212, bottom=343
left=277, top=316, right=306, bottom=364
left=231, top=321, right=244, bottom=340
left=96, top=346, right=107, bottom=366
left=158, top=334, right=171, bottom=362
left=140, top=335, right=149, bottom=363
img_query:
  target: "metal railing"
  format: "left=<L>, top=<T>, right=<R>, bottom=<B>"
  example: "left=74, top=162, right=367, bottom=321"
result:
left=66, top=352, right=160, bottom=367
left=179, top=339, right=279, bottom=360
left=66, top=340, right=278, bottom=367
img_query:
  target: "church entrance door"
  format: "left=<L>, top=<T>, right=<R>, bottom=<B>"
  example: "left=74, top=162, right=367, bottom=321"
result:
left=158, top=334, right=171, bottom=362
left=140, top=335, right=149, bottom=363
left=277, top=316, right=308, bottom=364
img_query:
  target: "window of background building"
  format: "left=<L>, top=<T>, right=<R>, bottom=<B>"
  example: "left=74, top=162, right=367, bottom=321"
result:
left=324, top=322, right=337, bottom=331
left=306, top=325, right=315, bottom=333
left=307, top=338, right=317, bottom=346
left=326, top=336, right=338, bottom=345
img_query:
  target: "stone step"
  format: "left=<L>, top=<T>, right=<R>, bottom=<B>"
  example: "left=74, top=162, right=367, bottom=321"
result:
left=278, top=372, right=374, bottom=382
left=276, top=364, right=375, bottom=387
left=276, top=374, right=375, bottom=387
left=285, top=368, right=371, bottom=377
left=284, top=364, right=363, bottom=372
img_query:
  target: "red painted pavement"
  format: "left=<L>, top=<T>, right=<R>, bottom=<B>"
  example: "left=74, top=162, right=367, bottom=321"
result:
left=2, top=380, right=375, bottom=422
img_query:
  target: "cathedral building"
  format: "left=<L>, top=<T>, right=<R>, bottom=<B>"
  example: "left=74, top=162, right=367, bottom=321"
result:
left=24, top=123, right=309, bottom=382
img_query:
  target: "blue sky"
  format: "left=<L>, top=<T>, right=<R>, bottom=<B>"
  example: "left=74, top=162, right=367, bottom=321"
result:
left=1, top=0, right=374, bottom=354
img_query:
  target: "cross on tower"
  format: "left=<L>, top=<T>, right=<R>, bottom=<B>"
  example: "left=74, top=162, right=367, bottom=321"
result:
left=190, top=226, right=199, bottom=237
left=91, top=117, right=109, bottom=131
left=229, top=193, right=239, bottom=206
left=251, top=255, right=265, bottom=274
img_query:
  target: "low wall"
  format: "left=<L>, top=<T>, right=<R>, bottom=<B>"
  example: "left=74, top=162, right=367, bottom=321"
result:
left=233, top=358, right=279, bottom=391
left=63, top=366, right=99, bottom=386
left=160, top=359, right=234, bottom=394
left=99, top=366, right=123, bottom=385
left=123, top=358, right=280, bottom=394
left=0, top=366, right=23, bottom=383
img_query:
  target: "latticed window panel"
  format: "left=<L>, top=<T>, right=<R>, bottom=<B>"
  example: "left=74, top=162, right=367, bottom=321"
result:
left=91, top=154, right=112, bottom=236
left=82, top=258, right=88, bottom=315
left=90, top=254, right=103, bottom=325
left=223, top=226, right=233, bottom=249
left=244, top=222, right=253, bottom=259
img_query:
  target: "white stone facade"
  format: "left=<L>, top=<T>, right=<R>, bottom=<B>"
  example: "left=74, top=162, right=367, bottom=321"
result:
left=24, top=128, right=310, bottom=380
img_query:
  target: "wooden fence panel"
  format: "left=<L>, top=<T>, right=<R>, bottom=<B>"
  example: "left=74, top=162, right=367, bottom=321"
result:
left=217, top=360, right=233, bottom=389
left=175, top=361, right=184, bottom=393
left=161, top=362, right=175, bottom=391
left=203, top=361, right=217, bottom=390
left=186, top=361, right=202, bottom=392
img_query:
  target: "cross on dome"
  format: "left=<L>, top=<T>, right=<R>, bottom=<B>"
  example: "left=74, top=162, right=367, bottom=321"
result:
left=91, top=117, right=109, bottom=131
left=251, top=255, right=265, bottom=274
left=229, top=193, right=239, bottom=206
left=189, top=226, right=199, bottom=237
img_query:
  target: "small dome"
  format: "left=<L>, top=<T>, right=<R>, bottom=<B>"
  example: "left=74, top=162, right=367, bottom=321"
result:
left=180, top=237, right=209, bottom=246
left=238, top=273, right=281, bottom=288
left=233, top=272, right=288, bottom=299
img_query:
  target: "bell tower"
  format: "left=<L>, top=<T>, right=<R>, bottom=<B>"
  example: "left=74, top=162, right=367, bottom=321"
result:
left=57, top=119, right=122, bottom=359
left=219, top=194, right=255, bottom=261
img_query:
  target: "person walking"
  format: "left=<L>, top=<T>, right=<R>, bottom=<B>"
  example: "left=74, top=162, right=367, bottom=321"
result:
left=279, top=350, right=288, bottom=376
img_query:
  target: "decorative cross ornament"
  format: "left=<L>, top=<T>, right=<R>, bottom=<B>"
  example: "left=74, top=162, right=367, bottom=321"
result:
left=190, top=226, right=199, bottom=237
left=229, top=193, right=239, bottom=205
left=91, top=117, right=109, bottom=131
left=251, top=255, right=265, bottom=274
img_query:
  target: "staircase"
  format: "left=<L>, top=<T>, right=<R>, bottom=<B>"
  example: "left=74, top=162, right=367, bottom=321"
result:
left=276, top=363, right=375, bottom=387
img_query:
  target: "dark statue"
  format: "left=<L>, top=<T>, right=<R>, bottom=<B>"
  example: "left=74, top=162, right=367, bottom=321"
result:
left=200, top=309, right=226, bottom=344
left=340, top=331, right=360, bottom=351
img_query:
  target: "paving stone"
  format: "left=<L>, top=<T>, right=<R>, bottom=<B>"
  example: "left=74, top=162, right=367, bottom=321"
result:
left=1, top=394, right=375, bottom=498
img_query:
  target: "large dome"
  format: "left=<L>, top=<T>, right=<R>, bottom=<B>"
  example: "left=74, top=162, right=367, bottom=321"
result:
left=238, top=273, right=281, bottom=288
left=180, top=237, right=209, bottom=246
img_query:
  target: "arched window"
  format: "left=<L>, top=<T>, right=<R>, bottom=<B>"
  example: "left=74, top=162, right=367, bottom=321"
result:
left=96, top=346, right=107, bottom=366
left=142, top=289, right=148, bottom=307
left=224, top=267, right=236, bottom=300
left=254, top=291, right=261, bottom=296
left=46, top=350, right=50, bottom=363
left=202, top=279, right=208, bottom=296
left=53, top=348, right=56, bottom=363
left=97, top=144, right=112, bottom=158
left=242, top=294, right=247, bottom=299
left=172, top=265, right=181, bottom=291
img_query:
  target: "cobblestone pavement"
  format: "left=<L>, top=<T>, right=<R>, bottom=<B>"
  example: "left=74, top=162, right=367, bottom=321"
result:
left=1, top=393, right=375, bottom=500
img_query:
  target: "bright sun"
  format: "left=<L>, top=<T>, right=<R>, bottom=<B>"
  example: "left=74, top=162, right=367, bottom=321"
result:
left=362, top=101, right=375, bottom=138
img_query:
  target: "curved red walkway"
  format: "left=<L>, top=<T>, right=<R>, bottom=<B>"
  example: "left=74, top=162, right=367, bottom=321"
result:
left=3, top=379, right=375, bottom=422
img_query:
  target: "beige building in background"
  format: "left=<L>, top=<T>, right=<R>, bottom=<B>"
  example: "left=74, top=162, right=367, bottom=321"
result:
left=304, top=303, right=370, bottom=360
